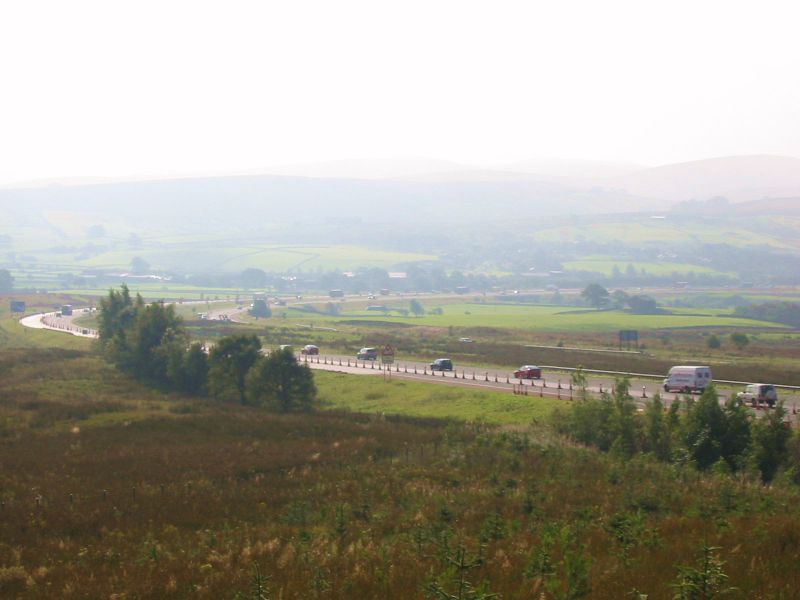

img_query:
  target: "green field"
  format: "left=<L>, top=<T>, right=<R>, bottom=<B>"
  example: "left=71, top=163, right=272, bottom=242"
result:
left=273, top=302, right=787, bottom=332
left=534, top=218, right=794, bottom=250
left=563, top=256, right=727, bottom=276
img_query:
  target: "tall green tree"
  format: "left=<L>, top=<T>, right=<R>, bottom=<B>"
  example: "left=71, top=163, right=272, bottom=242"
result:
left=642, top=395, right=672, bottom=461
left=581, top=284, right=609, bottom=309
left=166, top=341, right=209, bottom=395
left=409, top=299, right=425, bottom=317
left=129, top=301, right=184, bottom=383
left=208, top=335, right=262, bottom=404
left=752, top=402, right=792, bottom=483
left=608, top=378, right=638, bottom=458
left=245, top=347, right=316, bottom=412
left=683, top=385, right=752, bottom=471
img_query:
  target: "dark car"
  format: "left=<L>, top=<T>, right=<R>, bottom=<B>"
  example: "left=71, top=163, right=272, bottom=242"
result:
left=301, top=344, right=319, bottom=355
left=357, top=347, right=378, bottom=360
left=514, top=365, right=542, bottom=379
left=430, top=358, right=453, bottom=371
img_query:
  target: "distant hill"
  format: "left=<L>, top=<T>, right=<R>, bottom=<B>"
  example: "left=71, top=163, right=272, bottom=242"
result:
left=0, top=172, right=654, bottom=236
left=608, top=155, right=800, bottom=203
left=494, top=158, right=645, bottom=183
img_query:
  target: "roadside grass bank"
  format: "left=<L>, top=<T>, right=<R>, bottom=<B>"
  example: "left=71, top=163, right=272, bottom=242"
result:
left=315, top=370, right=558, bottom=425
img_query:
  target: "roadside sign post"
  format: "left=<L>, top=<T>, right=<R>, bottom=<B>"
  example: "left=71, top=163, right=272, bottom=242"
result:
left=381, top=344, right=395, bottom=381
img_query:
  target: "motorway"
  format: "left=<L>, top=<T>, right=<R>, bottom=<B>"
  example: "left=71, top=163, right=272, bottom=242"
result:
left=18, top=305, right=800, bottom=415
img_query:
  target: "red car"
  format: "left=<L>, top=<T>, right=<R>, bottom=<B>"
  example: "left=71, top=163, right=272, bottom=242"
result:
left=301, top=344, right=319, bottom=355
left=514, top=365, right=542, bottom=379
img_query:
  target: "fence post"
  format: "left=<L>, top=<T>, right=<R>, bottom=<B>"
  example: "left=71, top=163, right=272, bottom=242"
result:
left=642, top=386, right=647, bottom=399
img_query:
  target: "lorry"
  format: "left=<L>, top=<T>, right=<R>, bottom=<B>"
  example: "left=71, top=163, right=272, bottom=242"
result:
left=662, top=365, right=712, bottom=393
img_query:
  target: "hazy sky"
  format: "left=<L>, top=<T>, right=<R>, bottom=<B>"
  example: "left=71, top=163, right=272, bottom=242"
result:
left=1, top=0, right=799, bottom=183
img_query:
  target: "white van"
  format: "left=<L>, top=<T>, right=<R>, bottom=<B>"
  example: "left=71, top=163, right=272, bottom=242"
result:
left=663, top=365, right=712, bottom=393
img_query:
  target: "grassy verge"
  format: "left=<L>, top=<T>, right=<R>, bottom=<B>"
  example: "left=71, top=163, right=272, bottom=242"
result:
left=315, top=370, right=557, bottom=425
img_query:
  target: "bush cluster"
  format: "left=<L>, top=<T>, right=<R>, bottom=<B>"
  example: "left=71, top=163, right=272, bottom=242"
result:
left=97, top=285, right=315, bottom=411
left=552, top=377, right=795, bottom=483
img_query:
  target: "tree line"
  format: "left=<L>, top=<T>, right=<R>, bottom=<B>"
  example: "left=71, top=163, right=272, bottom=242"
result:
left=97, top=285, right=315, bottom=411
left=552, top=375, right=795, bottom=483
left=734, top=301, right=800, bottom=328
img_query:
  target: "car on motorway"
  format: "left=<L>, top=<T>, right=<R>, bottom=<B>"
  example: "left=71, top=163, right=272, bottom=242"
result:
left=301, top=344, right=319, bottom=355
left=737, top=383, right=777, bottom=407
left=514, top=365, right=542, bottom=379
left=430, top=358, right=453, bottom=371
left=458, top=337, right=473, bottom=343
left=357, top=347, right=378, bottom=360
left=279, top=344, right=294, bottom=353
left=663, top=365, right=712, bottom=393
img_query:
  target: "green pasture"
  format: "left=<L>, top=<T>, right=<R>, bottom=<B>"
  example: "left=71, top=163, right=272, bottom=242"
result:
left=533, top=219, right=793, bottom=250
left=277, top=302, right=788, bottom=332
left=59, top=243, right=435, bottom=273
left=562, top=256, right=727, bottom=276
left=315, top=370, right=557, bottom=425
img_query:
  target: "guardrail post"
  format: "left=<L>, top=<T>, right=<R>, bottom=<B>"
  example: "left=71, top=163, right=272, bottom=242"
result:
left=599, top=383, right=603, bottom=394
left=423, top=367, right=427, bottom=375
left=542, top=378, right=546, bottom=388
left=371, top=361, right=374, bottom=369
left=414, top=366, right=417, bottom=374
left=642, top=386, right=647, bottom=399
left=472, top=372, right=476, bottom=380
left=485, top=372, right=489, bottom=382
left=494, top=373, right=498, bottom=383
left=557, top=379, right=561, bottom=389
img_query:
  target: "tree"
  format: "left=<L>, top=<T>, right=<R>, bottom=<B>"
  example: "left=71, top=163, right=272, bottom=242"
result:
left=672, top=544, right=734, bottom=599
left=250, top=299, right=271, bottom=318
left=409, top=299, right=425, bottom=317
left=241, top=268, right=267, bottom=289
left=128, top=301, right=184, bottom=383
left=643, top=395, right=671, bottom=461
left=706, top=334, right=721, bottom=350
left=682, top=386, right=727, bottom=470
left=0, top=269, right=14, bottom=292
left=752, top=402, right=792, bottom=483
left=581, top=284, right=609, bottom=309
left=98, top=284, right=140, bottom=364
left=729, top=332, right=749, bottom=350
left=683, top=385, right=752, bottom=471
left=208, top=335, right=262, bottom=404
left=245, top=347, right=316, bottom=412
left=627, top=295, right=658, bottom=314
left=609, top=289, right=629, bottom=309
left=167, top=342, right=209, bottom=395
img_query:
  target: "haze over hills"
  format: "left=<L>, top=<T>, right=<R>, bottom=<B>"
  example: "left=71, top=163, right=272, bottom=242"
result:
left=2, top=155, right=800, bottom=238
left=607, top=154, right=800, bottom=203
